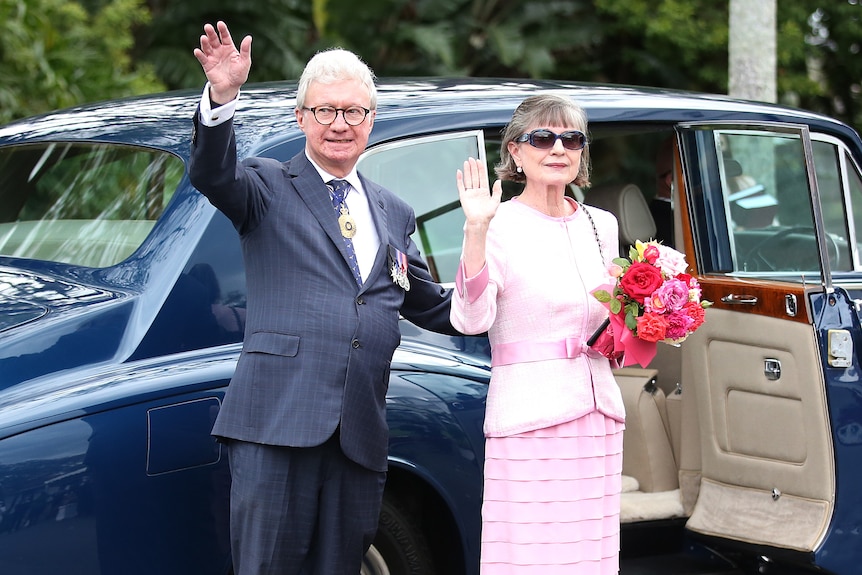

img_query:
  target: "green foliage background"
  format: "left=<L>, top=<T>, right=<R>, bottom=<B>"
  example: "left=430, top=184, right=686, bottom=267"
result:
left=2, top=0, right=861, bottom=132
left=0, top=0, right=164, bottom=124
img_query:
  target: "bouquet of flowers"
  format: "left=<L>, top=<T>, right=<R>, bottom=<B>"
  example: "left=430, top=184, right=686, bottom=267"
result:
left=591, top=240, right=712, bottom=367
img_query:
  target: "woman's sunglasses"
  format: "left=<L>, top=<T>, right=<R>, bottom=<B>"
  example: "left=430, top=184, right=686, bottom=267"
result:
left=515, top=129, right=587, bottom=151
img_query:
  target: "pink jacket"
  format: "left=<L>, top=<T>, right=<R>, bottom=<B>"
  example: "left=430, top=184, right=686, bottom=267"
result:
left=451, top=198, right=626, bottom=437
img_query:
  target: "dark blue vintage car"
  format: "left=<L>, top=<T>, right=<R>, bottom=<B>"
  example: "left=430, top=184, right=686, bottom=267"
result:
left=2, top=78, right=862, bottom=574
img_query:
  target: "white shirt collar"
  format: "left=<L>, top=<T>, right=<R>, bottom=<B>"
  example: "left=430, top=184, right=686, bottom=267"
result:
left=305, top=152, right=364, bottom=196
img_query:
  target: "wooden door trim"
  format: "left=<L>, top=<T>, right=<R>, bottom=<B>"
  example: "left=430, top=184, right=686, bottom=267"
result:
left=698, top=276, right=810, bottom=324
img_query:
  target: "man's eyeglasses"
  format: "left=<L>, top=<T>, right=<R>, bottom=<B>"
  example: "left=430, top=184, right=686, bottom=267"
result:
left=302, top=106, right=371, bottom=126
left=515, top=129, right=587, bottom=151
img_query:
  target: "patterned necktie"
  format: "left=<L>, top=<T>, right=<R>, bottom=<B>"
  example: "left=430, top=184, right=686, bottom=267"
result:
left=327, top=179, right=363, bottom=286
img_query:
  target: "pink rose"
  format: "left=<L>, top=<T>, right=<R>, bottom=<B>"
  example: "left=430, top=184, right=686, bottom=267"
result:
left=619, top=262, right=663, bottom=304
left=677, top=273, right=703, bottom=301
left=665, top=309, right=695, bottom=340
left=646, top=278, right=689, bottom=313
left=655, top=245, right=688, bottom=276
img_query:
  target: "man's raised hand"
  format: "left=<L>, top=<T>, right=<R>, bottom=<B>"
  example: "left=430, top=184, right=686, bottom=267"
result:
left=193, top=21, right=252, bottom=105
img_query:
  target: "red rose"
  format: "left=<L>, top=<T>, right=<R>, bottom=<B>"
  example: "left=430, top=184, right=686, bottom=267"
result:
left=643, top=244, right=660, bottom=264
left=676, top=273, right=693, bottom=286
left=619, top=262, right=663, bottom=303
left=636, top=312, right=668, bottom=342
left=684, top=301, right=706, bottom=331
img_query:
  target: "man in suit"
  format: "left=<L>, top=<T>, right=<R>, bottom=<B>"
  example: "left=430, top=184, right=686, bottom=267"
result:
left=190, top=21, right=455, bottom=575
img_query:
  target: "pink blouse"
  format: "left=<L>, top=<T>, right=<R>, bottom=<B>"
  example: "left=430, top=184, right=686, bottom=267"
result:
left=451, top=197, right=626, bottom=437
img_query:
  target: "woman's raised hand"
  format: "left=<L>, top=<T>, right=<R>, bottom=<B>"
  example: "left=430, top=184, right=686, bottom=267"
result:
left=456, top=157, right=502, bottom=228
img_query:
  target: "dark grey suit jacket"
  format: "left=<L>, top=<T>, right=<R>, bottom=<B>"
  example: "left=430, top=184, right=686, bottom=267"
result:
left=189, top=114, right=454, bottom=472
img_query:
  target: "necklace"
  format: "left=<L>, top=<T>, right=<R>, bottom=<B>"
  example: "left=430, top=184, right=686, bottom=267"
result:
left=576, top=201, right=605, bottom=263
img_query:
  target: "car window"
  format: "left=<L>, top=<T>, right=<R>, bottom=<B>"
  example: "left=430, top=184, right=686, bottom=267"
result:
left=0, top=143, right=183, bottom=267
left=811, top=138, right=852, bottom=272
left=840, top=145, right=862, bottom=269
left=722, top=131, right=819, bottom=272
left=684, top=126, right=851, bottom=276
left=358, top=131, right=484, bottom=283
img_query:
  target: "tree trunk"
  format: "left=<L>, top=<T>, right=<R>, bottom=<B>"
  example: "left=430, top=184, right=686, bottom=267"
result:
left=729, top=0, right=776, bottom=103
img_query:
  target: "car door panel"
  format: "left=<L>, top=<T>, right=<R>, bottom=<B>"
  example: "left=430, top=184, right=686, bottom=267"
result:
left=683, top=305, right=833, bottom=552
left=677, top=124, right=841, bottom=555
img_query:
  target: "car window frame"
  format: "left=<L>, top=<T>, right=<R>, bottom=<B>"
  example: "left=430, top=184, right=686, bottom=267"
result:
left=678, top=121, right=834, bottom=293
left=815, top=132, right=862, bottom=272
left=357, top=130, right=487, bottom=284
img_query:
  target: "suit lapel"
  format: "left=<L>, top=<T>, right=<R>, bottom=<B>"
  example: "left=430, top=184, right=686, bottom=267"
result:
left=288, top=156, right=359, bottom=277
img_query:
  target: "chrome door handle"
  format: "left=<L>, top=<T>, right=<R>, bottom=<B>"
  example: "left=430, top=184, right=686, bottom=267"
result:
left=764, top=358, right=781, bottom=380
left=721, top=293, right=758, bottom=305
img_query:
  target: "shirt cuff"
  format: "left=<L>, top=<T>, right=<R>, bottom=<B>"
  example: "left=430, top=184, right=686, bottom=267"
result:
left=455, top=260, right=490, bottom=304
left=198, top=82, right=239, bottom=127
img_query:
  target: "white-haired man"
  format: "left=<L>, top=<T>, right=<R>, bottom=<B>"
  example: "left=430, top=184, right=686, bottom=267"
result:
left=190, top=21, right=454, bottom=575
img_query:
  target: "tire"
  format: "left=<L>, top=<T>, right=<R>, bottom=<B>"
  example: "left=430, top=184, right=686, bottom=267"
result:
left=362, top=495, right=435, bottom=575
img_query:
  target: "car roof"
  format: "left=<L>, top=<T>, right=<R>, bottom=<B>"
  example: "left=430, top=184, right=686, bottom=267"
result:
left=0, top=77, right=855, bottom=157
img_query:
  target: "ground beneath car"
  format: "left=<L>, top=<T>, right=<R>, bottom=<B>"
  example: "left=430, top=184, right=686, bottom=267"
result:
left=620, top=520, right=742, bottom=575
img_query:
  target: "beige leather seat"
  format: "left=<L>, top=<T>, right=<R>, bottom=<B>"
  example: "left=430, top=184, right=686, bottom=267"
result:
left=585, top=182, right=657, bottom=250
left=586, top=181, right=682, bottom=395
left=614, top=368, right=679, bottom=493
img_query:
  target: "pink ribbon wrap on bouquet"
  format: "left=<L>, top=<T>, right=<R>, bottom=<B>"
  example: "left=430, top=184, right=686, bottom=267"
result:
left=596, top=283, right=657, bottom=368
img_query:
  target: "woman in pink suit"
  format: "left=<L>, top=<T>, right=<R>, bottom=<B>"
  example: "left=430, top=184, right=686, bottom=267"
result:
left=451, top=94, right=626, bottom=574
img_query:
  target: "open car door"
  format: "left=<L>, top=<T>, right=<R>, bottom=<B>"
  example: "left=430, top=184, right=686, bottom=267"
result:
left=675, top=122, right=862, bottom=572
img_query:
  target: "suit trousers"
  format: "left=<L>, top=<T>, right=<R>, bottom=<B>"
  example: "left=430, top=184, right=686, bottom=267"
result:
left=227, top=432, right=387, bottom=575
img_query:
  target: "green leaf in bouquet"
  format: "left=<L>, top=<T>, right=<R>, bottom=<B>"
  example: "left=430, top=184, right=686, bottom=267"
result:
left=625, top=310, right=638, bottom=331
left=593, top=289, right=612, bottom=302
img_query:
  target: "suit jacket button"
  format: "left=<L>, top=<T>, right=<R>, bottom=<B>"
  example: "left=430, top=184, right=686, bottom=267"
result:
left=352, top=339, right=361, bottom=349
left=356, top=297, right=365, bottom=305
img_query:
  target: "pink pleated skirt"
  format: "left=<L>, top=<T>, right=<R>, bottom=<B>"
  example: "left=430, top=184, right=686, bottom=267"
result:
left=480, top=410, right=625, bottom=575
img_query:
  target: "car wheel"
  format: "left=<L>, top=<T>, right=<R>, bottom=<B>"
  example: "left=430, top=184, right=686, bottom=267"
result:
left=362, top=495, right=435, bottom=575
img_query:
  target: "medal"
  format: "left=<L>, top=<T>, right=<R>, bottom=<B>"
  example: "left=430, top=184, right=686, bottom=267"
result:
left=390, top=264, right=410, bottom=291
left=338, top=205, right=357, bottom=238
left=328, top=180, right=357, bottom=238
left=388, top=246, right=411, bottom=291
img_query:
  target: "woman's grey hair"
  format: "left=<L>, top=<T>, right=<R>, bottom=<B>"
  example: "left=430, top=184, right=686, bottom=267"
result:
left=295, top=48, right=377, bottom=110
left=495, top=94, right=591, bottom=187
